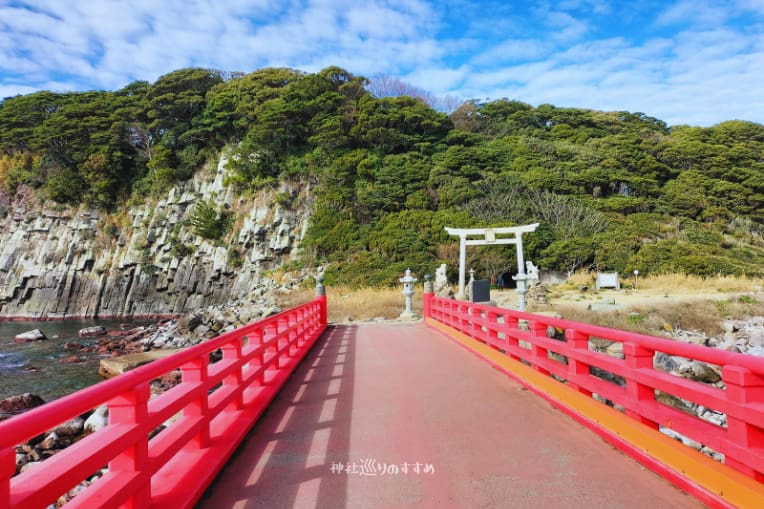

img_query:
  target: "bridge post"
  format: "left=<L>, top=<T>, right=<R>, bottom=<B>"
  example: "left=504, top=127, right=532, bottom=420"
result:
left=565, top=328, right=592, bottom=396
left=316, top=275, right=327, bottom=327
left=528, top=320, right=550, bottom=376
left=724, top=365, right=764, bottom=481
left=1, top=447, right=13, bottom=508
left=182, top=357, right=211, bottom=448
left=423, top=274, right=434, bottom=318
left=108, top=384, right=151, bottom=508
left=623, top=342, right=658, bottom=429
left=222, top=338, right=244, bottom=410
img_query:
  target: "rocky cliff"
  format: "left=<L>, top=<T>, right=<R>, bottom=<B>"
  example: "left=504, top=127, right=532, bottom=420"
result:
left=0, top=152, right=308, bottom=319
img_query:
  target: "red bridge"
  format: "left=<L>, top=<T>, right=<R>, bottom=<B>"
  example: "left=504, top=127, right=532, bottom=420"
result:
left=1, top=288, right=763, bottom=508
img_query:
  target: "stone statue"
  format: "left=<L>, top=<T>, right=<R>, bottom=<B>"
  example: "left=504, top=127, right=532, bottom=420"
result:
left=526, top=261, right=540, bottom=283
left=435, top=264, right=448, bottom=289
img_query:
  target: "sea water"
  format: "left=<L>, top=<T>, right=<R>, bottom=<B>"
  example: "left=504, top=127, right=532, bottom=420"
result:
left=0, top=319, right=149, bottom=402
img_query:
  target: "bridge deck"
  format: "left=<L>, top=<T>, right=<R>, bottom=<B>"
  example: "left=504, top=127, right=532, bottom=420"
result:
left=198, top=323, right=706, bottom=508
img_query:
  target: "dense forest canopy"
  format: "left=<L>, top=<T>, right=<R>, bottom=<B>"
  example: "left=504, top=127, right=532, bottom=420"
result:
left=1, top=66, right=763, bottom=284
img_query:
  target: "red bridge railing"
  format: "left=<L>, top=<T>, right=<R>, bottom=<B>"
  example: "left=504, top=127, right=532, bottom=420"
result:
left=424, top=292, right=764, bottom=508
left=0, top=294, right=327, bottom=509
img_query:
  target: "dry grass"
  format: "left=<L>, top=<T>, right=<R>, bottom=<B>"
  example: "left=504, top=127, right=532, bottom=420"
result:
left=562, top=272, right=764, bottom=294
left=276, top=272, right=764, bottom=335
left=276, top=286, right=423, bottom=323
left=550, top=296, right=764, bottom=337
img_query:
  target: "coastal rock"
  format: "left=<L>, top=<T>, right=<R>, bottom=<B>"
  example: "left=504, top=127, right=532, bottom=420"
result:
left=176, top=313, right=202, bottom=334
left=98, top=349, right=185, bottom=378
left=13, top=329, right=46, bottom=343
left=151, top=370, right=182, bottom=394
left=653, top=352, right=678, bottom=372
left=20, top=461, right=42, bottom=474
left=696, top=406, right=726, bottom=427
left=671, top=328, right=707, bottom=345
left=78, top=326, right=107, bottom=338
left=0, top=393, right=45, bottom=420
left=53, top=417, right=85, bottom=437
left=84, top=405, right=108, bottom=434
left=678, top=360, right=721, bottom=384
left=15, top=453, right=29, bottom=471
left=37, top=432, right=60, bottom=451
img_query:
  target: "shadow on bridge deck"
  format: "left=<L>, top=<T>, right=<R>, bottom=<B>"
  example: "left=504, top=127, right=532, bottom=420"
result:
left=197, top=323, right=706, bottom=509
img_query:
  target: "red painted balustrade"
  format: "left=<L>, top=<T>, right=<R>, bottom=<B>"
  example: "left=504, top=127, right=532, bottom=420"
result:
left=0, top=295, right=327, bottom=509
left=425, top=294, right=764, bottom=483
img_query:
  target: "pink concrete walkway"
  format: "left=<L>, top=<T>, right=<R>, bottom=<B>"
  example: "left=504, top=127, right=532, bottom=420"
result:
left=197, top=323, right=706, bottom=508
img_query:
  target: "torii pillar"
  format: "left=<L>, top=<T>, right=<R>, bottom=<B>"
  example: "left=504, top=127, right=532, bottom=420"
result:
left=445, top=223, right=539, bottom=310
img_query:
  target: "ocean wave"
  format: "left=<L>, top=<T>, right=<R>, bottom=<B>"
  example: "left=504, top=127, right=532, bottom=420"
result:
left=0, top=361, right=26, bottom=370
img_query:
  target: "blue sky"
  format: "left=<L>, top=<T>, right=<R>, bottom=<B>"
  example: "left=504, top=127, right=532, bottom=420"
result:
left=1, top=0, right=762, bottom=126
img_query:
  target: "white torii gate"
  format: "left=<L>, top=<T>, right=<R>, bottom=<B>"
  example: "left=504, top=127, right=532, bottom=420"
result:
left=445, top=223, right=539, bottom=310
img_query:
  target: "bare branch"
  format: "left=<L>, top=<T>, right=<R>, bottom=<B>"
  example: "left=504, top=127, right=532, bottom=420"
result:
left=527, top=189, right=608, bottom=239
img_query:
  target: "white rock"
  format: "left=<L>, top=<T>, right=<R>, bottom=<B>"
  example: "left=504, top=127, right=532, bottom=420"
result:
left=84, top=405, right=108, bottom=433
left=744, top=345, right=764, bottom=358
left=38, top=432, right=60, bottom=450
left=700, top=446, right=724, bottom=462
left=14, top=329, right=46, bottom=342
left=660, top=426, right=703, bottom=451
left=15, top=453, right=29, bottom=469
left=20, top=461, right=42, bottom=474
left=698, top=410, right=726, bottom=427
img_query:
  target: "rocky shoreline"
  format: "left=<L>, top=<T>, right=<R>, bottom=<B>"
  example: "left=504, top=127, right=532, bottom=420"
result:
left=1, top=284, right=292, bottom=506
left=0, top=313, right=181, bottom=323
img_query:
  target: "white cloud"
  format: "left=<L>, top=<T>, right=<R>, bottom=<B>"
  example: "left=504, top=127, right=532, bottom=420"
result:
left=545, top=11, right=590, bottom=41
left=558, top=0, right=612, bottom=15
left=0, top=0, right=762, bottom=125
left=655, top=0, right=731, bottom=27
left=403, top=65, right=470, bottom=94
left=472, top=39, right=551, bottom=65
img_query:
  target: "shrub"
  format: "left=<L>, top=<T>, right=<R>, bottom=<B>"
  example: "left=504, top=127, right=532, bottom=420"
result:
left=190, top=200, right=232, bottom=240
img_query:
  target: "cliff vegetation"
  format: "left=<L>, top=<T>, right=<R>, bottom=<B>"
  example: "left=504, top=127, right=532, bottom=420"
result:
left=1, top=66, right=763, bottom=290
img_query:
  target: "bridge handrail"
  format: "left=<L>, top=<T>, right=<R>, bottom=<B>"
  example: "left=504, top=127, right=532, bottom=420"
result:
left=0, top=294, right=327, bottom=509
left=425, top=294, right=764, bottom=482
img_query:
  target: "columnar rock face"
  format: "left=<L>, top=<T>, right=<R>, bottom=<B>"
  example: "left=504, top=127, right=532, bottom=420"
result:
left=0, top=153, right=308, bottom=319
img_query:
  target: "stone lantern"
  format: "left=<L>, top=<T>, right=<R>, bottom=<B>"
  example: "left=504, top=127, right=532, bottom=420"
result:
left=399, top=268, right=418, bottom=319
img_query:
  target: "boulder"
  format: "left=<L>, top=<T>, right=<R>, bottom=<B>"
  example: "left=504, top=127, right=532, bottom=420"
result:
left=20, top=461, right=42, bottom=474
left=0, top=393, right=45, bottom=420
left=78, top=326, right=107, bottom=338
left=672, top=329, right=707, bottom=345
left=15, top=453, right=29, bottom=472
left=53, top=417, right=85, bottom=437
left=679, top=361, right=722, bottom=384
left=606, top=342, right=624, bottom=359
left=84, top=406, right=108, bottom=434
left=653, top=352, right=678, bottom=373
left=660, top=426, right=703, bottom=451
left=176, top=314, right=202, bottom=334
left=37, top=432, right=60, bottom=451
left=13, top=329, right=46, bottom=343
left=98, top=348, right=185, bottom=378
